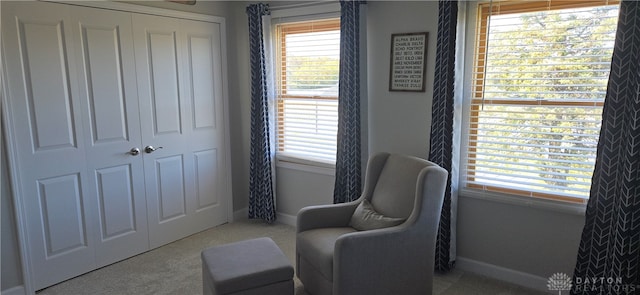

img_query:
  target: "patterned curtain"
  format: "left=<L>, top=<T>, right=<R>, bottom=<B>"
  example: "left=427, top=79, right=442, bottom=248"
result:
left=333, top=0, right=364, bottom=204
left=572, top=1, right=640, bottom=294
left=247, top=3, right=276, bottom=223
left=429, top=0, right=458, bottom=271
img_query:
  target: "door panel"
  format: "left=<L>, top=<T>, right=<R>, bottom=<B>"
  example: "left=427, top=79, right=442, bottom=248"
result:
left=181, top=19, right=228, bottom=231
left=155, top=156, right=187, bottom=221
left=186, top=22, right=224, bottom=145
left=80, top=25, right=130, bottom=144
left=71, top=6, right=149, bottom=268
left=2, top=2, right=97, bottom=290
left=147, top=32, right=183, bottom=135
left=134, top=15, right=191, bottom=248
left=189, top=35, right=216, bottom=130
left=38, top=174, right=87, bottom=256
left=95, top=165, right=137, bottom=239
left=134, top=14, right=227, bottom=248
left=20, top=17, right=77, bottom=151
left=194, top=149, right=220, bottom=210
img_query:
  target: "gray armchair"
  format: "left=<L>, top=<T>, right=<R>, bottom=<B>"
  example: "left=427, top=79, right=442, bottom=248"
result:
left=296, top=152, right=448, bottom=295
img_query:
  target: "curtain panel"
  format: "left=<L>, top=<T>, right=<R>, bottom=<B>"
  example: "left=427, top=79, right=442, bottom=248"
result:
left=572, top=1, right=640, bottom=294
left=429, top=0, right=458, bottom=271
left=247, top=3, right=277, bottom=223
left=333, top=0, right=364, bottom=204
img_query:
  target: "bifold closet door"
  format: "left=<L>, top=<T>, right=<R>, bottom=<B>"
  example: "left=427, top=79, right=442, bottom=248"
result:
left=71, top=6, right=150, bottom=268
left=1, top=2, right=97, bottom=289
left=2, top=2, right=150, bottom=289
left=132, top=14, right=228, bottom=248
left=2, top=1, right=229, bottom=290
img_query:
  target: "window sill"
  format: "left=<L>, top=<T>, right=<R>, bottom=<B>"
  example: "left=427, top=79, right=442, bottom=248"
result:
left=459, top=187, right=587, bottom=216
left=275, top=154, right=335, bottom=176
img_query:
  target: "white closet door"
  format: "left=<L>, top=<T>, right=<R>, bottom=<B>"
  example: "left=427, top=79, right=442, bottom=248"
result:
left=70, top=6, right=149, bottom=267
left=133, top=14, right=228, bottom=248
left=3, top=1, right=230, bottom=290
left=1, top=2, right=97, bottom=290
left=179, top=18, right=228, bottom=237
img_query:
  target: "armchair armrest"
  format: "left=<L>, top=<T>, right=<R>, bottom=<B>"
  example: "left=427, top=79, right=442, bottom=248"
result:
left=333, top=223, right=434, bottom=295
left=296, top=200, right=360, bottom=233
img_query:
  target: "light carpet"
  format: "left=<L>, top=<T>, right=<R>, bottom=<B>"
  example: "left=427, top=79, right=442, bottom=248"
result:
left=36, top=220, right=548, bottom=295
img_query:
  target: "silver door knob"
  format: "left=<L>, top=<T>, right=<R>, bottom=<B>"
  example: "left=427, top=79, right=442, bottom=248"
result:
left=144, top=146, right=163, bottom=154
left=128, top=148, right=140, bottom=156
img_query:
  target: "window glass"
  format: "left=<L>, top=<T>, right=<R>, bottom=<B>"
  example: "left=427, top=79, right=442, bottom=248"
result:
left=276, top=19, right=340, bottom=163
left=465, top=1, right=619, bottom=203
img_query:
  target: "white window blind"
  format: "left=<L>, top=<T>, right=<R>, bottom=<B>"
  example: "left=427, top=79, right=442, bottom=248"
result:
left=276, top=19, right=340, bottom=163
left=466, top=1, right=619, bottom=203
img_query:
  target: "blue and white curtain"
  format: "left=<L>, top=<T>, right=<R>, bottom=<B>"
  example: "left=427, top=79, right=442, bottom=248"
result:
left=429, top=0, right=459, bottom=271
left=333, top=0, right=364, bottom=204
left=572, top=1, right=640, bottom=294
left=247, top=3, right=276, bottom=223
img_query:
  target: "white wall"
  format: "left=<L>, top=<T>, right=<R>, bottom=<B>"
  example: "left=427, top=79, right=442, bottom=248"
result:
left=457, top=197, right=584, bottom=281
left=276, top=168, right=334, bottom=220
left=226, top=1, right=253, bottom=213
left=367, top=1, right=436, bottom=159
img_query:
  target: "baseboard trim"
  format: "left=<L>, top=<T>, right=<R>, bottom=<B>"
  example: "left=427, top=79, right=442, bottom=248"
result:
left=232, top=208, right=248, bottom=222
left=1, top=285, right=26, bottom=295
left=276, top=212, right=296, bottom=227
left=456, top=257, right=550, bottom=293
left=233, top=209, right=296, bottom=227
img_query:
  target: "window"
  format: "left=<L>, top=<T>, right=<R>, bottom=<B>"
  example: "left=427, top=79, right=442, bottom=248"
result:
left=465, top=0, right=619, bottom=203
left=275, top=19, right=341, bottom=163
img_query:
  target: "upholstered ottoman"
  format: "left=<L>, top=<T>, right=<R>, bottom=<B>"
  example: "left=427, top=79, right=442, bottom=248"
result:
left=201, top=237, right=294, bottom=295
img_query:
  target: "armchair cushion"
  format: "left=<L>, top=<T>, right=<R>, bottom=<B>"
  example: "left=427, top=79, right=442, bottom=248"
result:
left=348, top=200, right=406, bottom=231
left=296, top=227, right=357, bottom=280
left=371, top=154, right=429, bottom=219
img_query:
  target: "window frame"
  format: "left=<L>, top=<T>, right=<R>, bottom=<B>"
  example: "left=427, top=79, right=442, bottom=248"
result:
left=463, top=0, right=619, bottom=204
left=274, top=18, right=341, bottom=166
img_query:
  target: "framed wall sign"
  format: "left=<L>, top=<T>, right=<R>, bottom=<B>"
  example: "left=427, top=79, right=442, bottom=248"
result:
left=389, top=32, right=428, bottom=92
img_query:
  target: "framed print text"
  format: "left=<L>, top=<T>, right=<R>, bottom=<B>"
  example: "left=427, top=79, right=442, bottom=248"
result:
left=389, top=32, right=428, bottom=92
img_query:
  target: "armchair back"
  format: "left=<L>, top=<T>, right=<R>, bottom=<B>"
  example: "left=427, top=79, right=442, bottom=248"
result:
left=369, top=154, right=433, bottom=219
